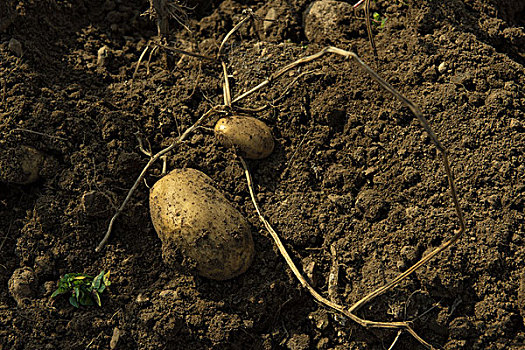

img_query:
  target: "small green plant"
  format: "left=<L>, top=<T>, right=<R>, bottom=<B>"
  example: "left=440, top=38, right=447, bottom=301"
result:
left=51, top=270, right=111, bottom=308
left=372, top=12, right=387, bottom=28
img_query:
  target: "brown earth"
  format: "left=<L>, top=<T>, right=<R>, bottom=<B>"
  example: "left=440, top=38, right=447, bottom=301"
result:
left=1, top=0, right=524, bottom=349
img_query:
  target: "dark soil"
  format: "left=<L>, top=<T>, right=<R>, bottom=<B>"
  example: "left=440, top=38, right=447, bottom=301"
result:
left=1, top=0, right=524, bottom=349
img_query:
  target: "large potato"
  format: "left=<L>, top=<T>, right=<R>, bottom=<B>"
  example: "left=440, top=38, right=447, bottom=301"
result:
left=214, top=116, right=274, bottom=159
left=149, top=168, right=254, bottom=280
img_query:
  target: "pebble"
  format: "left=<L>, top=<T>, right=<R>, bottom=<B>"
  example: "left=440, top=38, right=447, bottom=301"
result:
left=510, top=118, right=523, bottom=131
left=136, top=293, right=150, bottom=304
left=110, top=327, right=120, bottom=349
left=97, top=45, right=109, bottom=66
left=437, top=62, right=447, bottom=74
left=263, top=8, right=277, bottom=32
left=8, top=38, right=22, bottom=57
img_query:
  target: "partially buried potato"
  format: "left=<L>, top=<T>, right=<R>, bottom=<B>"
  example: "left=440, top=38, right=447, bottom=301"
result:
left=149, top=168, right=254, bottom=280
left=0, top=145, right=44, bottom=185
left=214, top=116, right=274, bottom=159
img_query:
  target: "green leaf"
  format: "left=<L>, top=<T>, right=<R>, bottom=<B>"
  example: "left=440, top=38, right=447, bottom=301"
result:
left=78, top=292, right=92, bottom=306
left=103, top=271, right=111, bottom=286
left=92, top=290, right=101, bottom=307
left=92, top=271, right=104, bottom=290
left=69, top=295, right=79, bottom=308
left=51, top=286, right=69, bottom=298
left=97, top=284, right=106, bottom=294
left=74, top=287, right=80, bottom=300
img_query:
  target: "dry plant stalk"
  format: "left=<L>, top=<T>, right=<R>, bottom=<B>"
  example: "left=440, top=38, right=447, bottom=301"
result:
left=364, top=0, right=378, bottom=58
left=234, top=47, right=464, bottom=349
left=354, top=0, right=378, bottom=58
left=99, top=12, right=466, bottom=349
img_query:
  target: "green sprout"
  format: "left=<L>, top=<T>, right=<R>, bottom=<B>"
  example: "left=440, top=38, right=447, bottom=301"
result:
left=372, top=12, right=387, bottom=28
left=51, top=270, right=111, bottom=308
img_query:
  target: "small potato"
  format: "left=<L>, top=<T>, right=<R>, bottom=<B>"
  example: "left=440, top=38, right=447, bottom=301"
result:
left=149, top=168, right=254, bottom=280
left=0, top=145, right=44, bottom=185
left=214, top=116, right=274, bottom=159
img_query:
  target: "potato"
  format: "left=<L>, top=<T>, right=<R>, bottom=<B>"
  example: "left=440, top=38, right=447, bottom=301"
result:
left=149, top=168, right=254, bottom=280
left=0, top=145, right=44, bottom=184
left=214, top=116, right=274, bottom=159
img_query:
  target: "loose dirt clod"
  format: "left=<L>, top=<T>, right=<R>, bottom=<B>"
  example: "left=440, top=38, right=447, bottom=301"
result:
left=8, top=267, right=36, bottom=307
left=303, top=1, right=354, bottom=43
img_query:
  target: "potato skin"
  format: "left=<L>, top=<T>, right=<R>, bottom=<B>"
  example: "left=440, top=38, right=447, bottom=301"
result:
left=149, top=168, right=254, bottom=280
left=214, top=116, right=274, bottom=159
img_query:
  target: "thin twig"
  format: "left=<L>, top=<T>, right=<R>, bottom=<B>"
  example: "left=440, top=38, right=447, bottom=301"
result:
left=217, top=10, right=253, bottom=58
left=387, top=330, right=403, bottom=350
left=133, top=44, right=150, bottom=80
left=9, top=128, right=68, bottom=141
left=364, top=0, right=378, bottom=58
left=234, top=46, right=465, bottom=349
left=221, top=60, right=232, bottom=107
left=328, top=244, right=340, bottom=303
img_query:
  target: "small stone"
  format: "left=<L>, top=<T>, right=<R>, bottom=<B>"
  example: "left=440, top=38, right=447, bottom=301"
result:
left=0, top=146, right=44, bottom=185
left=309, top=311, right=329, bottom=330
left=396, top=260, right=407, bottom=271
left=327, top=193, right=354, bottom=211
left=364, top=166, right=378, bottom=177
left=136, top=293, right=150, bottom=304
left=510, top=118, right=523, bottom=131
left=400, top=245, right=418, bottom=262
left=8, top=38, right=22, bottom=57
left=263, top=8, right=277, bottom=32
left=43, top=281, right=56, bottom=296
left=437, top=62, right=447, bottom=74
left=355, top=189, right=390, bottom=222
left=97, top=46, right=109, bottom=66
left=405, top=206, right=420, bottom=218
left=110, top=327, right=120, bottom=349
left=81, top=191, right=110, bottom=217
left=159, top=289, right=179, bottom=299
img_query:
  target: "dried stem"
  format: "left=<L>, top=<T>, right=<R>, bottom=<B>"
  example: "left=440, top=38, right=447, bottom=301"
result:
left=217, top=9, right=253, bottom=58
left=364, top=0, right=378, bottom=58
left=240, top=157, right=433, bottom=349
left=221, top=60, right=232, bottom=107
left=234, top=46, right=465, bottom=349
